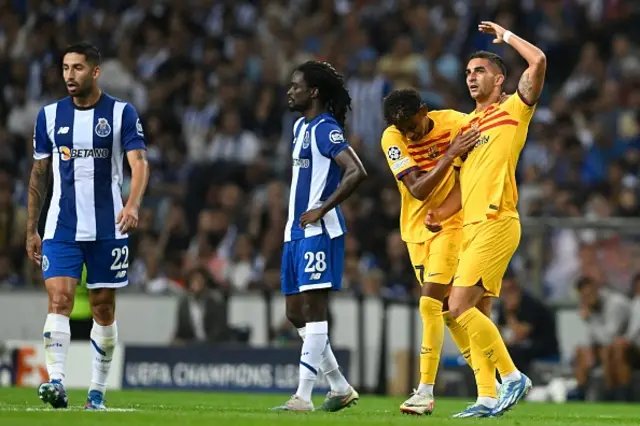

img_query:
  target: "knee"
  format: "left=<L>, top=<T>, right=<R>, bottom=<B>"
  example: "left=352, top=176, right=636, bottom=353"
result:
left=49, top=291, right=74, bottom=315
left=286, top=306, right=305, bottom=329
left=447, top=296, right=468, bottom=319
left=91, top=302, right=115, bottom=324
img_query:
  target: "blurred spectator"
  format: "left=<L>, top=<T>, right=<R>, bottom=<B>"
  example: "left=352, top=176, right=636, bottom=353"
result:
left=497, top=272, right=559, bottom=377
left=172, top=268, right=230, bottom=345
left=610, top=274, right=640, bottom=401
left=572, top=277, right=631, bottom=400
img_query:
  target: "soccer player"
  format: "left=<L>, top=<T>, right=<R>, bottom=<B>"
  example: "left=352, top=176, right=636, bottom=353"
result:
left=381, top=90, right=490, bottom=415
left=427, top=22, right=546, bottom=417
left=25, top=42, right=149, bottom=410
left=272, top=61, right=367, bottom=412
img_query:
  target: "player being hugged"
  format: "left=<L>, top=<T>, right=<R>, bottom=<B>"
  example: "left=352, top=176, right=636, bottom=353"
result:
left=272, top=61, right=367, bottom=412
left=427, top=22, right=546, bottom=417
left=26, top=42, right=149, bottom=410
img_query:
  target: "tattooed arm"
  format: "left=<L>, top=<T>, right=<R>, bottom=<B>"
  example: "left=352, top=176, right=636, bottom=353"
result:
left=117, top=149, right=149, bottom=233
left=26, top=158, right=51, bottom=264
left=478, top=21, right=546, bottom=105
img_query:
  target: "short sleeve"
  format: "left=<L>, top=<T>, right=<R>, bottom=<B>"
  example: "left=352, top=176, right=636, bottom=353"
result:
left=33, top=107, right=52, bottom=160
left=381, top=127, right=418, bottom=180
left=314, top=122, right=349, bottom=159
left=501, top=93, right=536, bottom=125
left=121, top=103, right=146, bottom=152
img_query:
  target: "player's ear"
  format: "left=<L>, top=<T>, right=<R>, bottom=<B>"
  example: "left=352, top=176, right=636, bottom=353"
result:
left=310, top=87, right=319, bottom=99
left=93, top=65, right=101, bottom=80
left=418, top=104, right=428, bottom=117
left=494, top=73, right=505, bottom=87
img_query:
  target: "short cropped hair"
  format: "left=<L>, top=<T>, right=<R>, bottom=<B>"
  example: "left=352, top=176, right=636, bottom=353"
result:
left=63, top=42, right=101, bottom=66
left=468, top=50, right=507, bottom=78
left=383, top=89, right=422, bottom=126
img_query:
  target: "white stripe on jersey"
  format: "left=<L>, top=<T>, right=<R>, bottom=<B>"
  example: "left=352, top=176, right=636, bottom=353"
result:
left=283, top=118, right=308, bottom=241
left=73, top=109, right=97, bottom=240
left=112, top=102, right=126, bottom=240
left=43, top=103, right=59, bottom=240
left=305, top=119, right=331, bottom=238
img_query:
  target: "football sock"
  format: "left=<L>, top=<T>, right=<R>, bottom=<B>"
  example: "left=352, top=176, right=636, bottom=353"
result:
left=443, top=311, right=472, bottom=369
left=295, top=321, right=327, bottom=402
left=299, top=326, right=350, bottom=394
left=471, top=338, right=498, bottom=399
left=457, top=308, right=521, bottom=381
left=43, top=313, right=71, bottom=383
left=89, top=320, right=118, bottom=395
left=419, top=297, right=444, bottom=389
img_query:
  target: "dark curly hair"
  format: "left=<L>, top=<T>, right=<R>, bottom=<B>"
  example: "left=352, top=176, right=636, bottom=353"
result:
left=383, top=88, right=423, bottom=127
left=296, top=61, right=352, bottom=128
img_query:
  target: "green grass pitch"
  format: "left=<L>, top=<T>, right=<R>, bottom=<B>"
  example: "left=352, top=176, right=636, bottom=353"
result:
left=0, top=388, right=636, bottom=426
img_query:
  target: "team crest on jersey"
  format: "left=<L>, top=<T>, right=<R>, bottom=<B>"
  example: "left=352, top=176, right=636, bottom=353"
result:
left=41, top=255, right=49, bottom=272
left=302, top=131, right=310, bottom=149
left=329, top=129, right=344, bottom=144
left=426, top=146, right=440, bottom=160
left=136, top=118, right=144, bottom=136
left=387, top=145, right=402, bottom=161
left=95, top=118, right=111, bottom=137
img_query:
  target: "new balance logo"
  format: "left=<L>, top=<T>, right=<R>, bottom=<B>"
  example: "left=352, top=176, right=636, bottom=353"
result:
left=57, top=127, right=69, bottom=134
left=115, top=270, right=127, bottom=279
left=310, top=273, right=321, bottom=280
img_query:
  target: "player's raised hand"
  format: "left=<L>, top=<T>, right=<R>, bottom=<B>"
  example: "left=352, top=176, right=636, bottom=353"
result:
left=424, top=209, right=443, bottom=233
left=26, top=231, right=42, bottom=266
left=448, top=127, right=480, bottom=159
left=300, top=208, right=325, bottom=228
left=117, top=205, right=139, bottom=234
left=478, top=21, right=507, bottom=43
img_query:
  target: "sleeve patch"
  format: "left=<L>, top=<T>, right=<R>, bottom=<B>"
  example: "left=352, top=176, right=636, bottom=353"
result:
left=387, top=145, right=403, bottom=161
left=329, top=129, right=345, bottom=144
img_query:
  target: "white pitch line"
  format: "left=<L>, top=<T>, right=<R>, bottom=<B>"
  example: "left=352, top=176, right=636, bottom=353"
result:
left=0, top=407, right=138, bottom=412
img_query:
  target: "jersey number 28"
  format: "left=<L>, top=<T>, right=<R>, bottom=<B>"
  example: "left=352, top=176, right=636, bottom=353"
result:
left=110, top=246, right=130, bottom=271
left=304, top=251, right=327, bottom=273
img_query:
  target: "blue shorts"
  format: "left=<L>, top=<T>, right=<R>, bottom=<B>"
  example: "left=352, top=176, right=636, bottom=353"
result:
left=281, top=234, right=344, bottom=296
left=41, top=239, right=129, bottom=289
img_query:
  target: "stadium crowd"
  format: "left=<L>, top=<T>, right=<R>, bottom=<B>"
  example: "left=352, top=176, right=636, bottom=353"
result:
left=1, top=0, right=640, bottom=304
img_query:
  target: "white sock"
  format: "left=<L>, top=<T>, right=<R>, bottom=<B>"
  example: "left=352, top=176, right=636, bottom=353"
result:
left=295, top=321, right=327, bottom=402
left=417, top=383, right=434, bottom=395
left=299, top=326, right=350, bottom=394
left=501, top=370, right=522, bottom=383
left=89, top=320, right=118, bottom=395
left=43, top=313, right=71, bottom=383
left=477, top=396, right=497, bottom=408
left=321, top=340, right=351, bottom=394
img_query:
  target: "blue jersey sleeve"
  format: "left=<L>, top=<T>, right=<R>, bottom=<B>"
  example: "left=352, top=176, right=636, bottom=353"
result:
left=33, top=107, right=52, bottom=160
left=121, top=103, right=146, bottom=152
left=314, top=122, right=349, bottom=159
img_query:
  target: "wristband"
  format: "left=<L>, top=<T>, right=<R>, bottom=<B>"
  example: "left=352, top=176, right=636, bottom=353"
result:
left=503, top=30, right=513, bottom=44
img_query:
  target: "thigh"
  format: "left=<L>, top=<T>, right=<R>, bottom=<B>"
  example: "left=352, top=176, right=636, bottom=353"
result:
left=297, top=234, right=343, bottom=294
left=455, top=218, right=520, bottom=297
left=41, top=240, right=84, bottom=280
left=84, top=238, right=129, bottom=289
left=425, top=229, right=461, bottom=286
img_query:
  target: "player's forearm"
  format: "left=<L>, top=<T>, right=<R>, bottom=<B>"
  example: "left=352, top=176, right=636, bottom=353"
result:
left=126, top=151, right=149, bottom=209
left=27, top=159, right=51, bottom=233
left=319, top=165, right=366, bottom=216
left=505, top=31, right=546, bottom=70
left=409, top=155, right=455, bottom=201
left=434, top=180, right=461, bottom=221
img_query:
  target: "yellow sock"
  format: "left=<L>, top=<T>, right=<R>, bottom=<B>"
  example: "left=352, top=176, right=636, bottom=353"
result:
left=470, top=339, right=498, bottom=398
left=457, top=307, right=517, bottom=378
left=443, top=311, right=472, bottom=369
left=419, top=297, right=444, bottom=385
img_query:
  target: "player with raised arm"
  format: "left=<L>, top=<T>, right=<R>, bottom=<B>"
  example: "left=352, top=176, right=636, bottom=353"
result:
left=26, top=42, right=149, bottom=410
left=272, top=61, right=367, bottom=412
left=427, top=22, right=546, bottom=417
left=381, top=90, right=505, bottom=415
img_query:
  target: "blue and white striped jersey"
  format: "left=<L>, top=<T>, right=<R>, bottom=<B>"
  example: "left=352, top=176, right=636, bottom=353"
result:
left=33, top=93, right=146, bottom=242
left=284, top=113, right=349, bottom=242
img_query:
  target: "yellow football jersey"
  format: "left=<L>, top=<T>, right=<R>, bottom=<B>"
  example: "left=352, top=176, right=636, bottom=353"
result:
left=381, top=109, right=466, bottom=243
left=454, top=93, right=536, bottom=225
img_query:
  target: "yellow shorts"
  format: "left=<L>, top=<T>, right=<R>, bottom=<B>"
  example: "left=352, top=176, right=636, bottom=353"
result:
left=406, top=229, right=461, bottom=286
left=454, top=216, right=521, bottom=297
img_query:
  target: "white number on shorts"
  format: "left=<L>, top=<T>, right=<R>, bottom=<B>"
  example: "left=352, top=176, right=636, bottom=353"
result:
left=304, top=251, right=327, bottom=273
left=110, top=246, right=129, bottom=270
